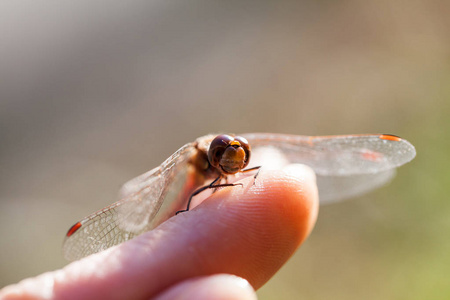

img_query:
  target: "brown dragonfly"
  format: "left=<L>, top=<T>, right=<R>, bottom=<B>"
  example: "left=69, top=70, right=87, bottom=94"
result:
left=63, top=133, right=416, bottom=261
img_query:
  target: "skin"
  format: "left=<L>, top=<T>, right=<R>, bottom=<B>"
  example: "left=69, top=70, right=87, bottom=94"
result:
left=0, top=164, right=319, bottom=300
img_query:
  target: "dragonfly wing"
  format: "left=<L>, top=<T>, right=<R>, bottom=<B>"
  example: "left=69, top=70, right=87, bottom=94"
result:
left=62, top=178, right=164, bottom=261
left=119, top=167, right=159, bottom=199
left=242, top=133, right=415, bottom=176
left=242, top=133, right=415, bottom=203
left=63, top=142, right=197, bottom=261
left=119, top=142, right=196, bottom=199
left=316, top=169, right=396, bottom=204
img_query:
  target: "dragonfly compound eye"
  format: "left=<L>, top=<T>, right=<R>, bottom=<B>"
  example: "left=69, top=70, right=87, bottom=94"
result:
left=208, top=134, right=251, bottom=175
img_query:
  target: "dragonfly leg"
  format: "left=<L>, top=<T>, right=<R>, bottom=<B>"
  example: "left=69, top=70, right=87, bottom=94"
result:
left=240, top=166, right=261, bottom=185
left=175, top=175, right=242, bottom=215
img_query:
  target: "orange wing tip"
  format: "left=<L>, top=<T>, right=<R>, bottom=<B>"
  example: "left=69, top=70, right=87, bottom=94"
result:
left=379, top=134, right=402, bottom=142
left=66, top=222, right=82, bottom=237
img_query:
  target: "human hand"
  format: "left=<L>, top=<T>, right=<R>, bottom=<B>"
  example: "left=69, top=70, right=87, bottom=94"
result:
left=0, top=164, right=318, bottom=300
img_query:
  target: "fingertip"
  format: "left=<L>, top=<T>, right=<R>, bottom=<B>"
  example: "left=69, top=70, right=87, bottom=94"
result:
left=185, top=164, right=319, bottom=287
left=281, top=164, right=319, bottom=237
left=282, top=163, right=317, bottom=186
left=223, top=163, right=318, bottom=248
left=154, top=274, right=256, bottom=300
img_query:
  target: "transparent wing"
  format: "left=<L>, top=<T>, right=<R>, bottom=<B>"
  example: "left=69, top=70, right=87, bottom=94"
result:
left=62, top=142, right=196, bottom=261
left=316, top=170, right=396, bottom=203
left=242, top=133, right=416, bottom=204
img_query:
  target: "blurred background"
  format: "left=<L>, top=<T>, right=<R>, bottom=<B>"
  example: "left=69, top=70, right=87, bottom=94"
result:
left=1, top=0, right=449, bottom=299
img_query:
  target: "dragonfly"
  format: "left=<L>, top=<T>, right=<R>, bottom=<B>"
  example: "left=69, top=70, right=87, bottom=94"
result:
left=63, top=133, right=416, bottom=261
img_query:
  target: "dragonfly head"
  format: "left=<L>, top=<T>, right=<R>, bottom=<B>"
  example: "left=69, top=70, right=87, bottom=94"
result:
left=208, top=134, right=251, bottom=175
